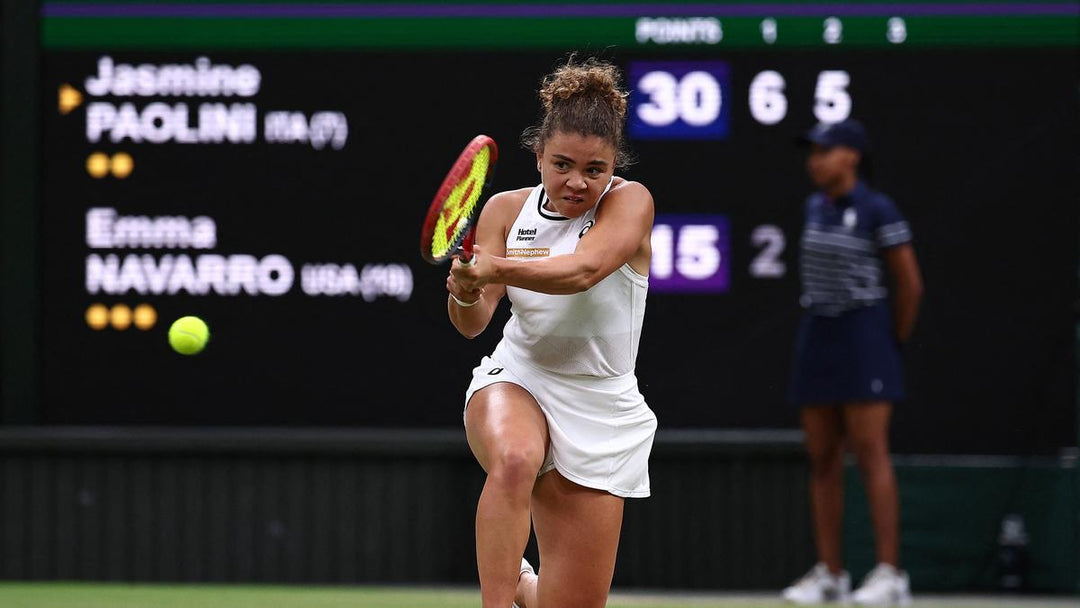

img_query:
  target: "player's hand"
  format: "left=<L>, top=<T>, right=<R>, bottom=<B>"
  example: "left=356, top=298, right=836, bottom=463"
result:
left=446, top=271, right=483, bottom=306
left=451, top=244, right=494, bottom=292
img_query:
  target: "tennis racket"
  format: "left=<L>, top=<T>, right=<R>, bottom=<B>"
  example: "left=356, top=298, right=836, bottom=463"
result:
left=419, top=134, right=498, bottom=265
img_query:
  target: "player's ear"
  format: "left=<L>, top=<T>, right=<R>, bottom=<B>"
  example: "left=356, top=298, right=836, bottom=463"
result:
left=535, top=149, right=543, bottom=172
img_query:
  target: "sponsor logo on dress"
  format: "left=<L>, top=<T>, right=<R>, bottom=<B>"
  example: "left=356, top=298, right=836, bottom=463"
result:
left=505, top=247, right=550, bottom=258
left=515, top=228, right=537, bottom=242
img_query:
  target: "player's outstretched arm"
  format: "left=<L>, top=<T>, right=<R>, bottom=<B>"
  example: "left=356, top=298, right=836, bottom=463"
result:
left=461, top=182, right=653, bottom=295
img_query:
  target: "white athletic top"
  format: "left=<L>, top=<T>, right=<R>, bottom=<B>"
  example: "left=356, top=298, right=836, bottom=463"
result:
left=494, top=181, right=649, bottom=378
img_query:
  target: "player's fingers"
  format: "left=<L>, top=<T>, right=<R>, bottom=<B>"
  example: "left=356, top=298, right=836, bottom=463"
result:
left=447, top=282, right=483, bottom=306
left=461, top=244, right=489, bottom=284
left=451, top=258, right=478, bottom=281
left=448, top=274, right=482, bottom=298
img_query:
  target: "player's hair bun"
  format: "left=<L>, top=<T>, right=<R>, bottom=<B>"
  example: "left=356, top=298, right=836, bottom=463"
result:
left=522, top=56, right=634, bottom=169
left=539, top=58, right=628, bottom=122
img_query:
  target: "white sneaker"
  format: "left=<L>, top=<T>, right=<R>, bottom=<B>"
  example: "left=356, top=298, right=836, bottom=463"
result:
left=512, top=558, right=536, bottom=608
left=852, top=563, right=912, bottom=606
left=782, top=562, right=852, bottom=604
left=519, top=557, right=535, bottom=580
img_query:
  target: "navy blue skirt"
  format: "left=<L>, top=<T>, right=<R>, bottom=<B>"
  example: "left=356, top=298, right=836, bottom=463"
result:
left=789, top=303, right=905, bottom=406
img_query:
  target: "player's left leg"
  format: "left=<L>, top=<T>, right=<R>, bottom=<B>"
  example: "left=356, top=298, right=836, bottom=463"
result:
left=466, top=382, right=550, bottom=608
left=843, top=401, right=899, bottom=566
left=514, top=470, right=624, bottom=608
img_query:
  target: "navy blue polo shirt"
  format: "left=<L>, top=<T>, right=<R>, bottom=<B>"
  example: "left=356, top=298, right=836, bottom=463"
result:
left=799, top=180, right=912, bottom=316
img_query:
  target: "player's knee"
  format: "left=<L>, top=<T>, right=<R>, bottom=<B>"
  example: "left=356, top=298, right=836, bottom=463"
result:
left=489, top=446, right=544, bottom=490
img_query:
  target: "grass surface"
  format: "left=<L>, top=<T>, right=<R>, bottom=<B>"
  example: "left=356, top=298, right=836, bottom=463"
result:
left=0, top=582, right=1075, bottom=608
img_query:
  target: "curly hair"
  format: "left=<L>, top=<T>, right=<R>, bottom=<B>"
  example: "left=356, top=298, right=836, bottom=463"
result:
left=521, top=57, right=634, bottom=169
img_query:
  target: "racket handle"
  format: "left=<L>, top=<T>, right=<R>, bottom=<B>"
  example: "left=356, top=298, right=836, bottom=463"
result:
left=459, top=229, right=477, bottom=265
left=454, top=243, right=476, bottom=266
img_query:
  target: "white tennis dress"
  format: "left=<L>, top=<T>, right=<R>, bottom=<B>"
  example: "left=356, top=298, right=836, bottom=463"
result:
left=464, top=181, right=657, bottom=498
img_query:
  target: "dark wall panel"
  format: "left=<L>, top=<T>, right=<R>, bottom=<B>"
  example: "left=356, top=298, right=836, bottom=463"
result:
left=0, top=430, right=811, bottom=589
left=3, top=430, right=1076, bottom=591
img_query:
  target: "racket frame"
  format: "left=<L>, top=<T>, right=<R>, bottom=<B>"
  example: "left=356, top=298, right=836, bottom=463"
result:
left=419, top=135, right=498, bottom=264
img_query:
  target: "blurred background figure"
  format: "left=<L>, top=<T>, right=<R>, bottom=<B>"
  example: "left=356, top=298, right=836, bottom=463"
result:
left=782, top=119, right=923, bottom=606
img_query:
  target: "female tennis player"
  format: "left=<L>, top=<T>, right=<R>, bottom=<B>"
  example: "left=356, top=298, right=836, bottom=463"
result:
left=446, top=58, right=656, bottom=608
left=782, top=119, right=923, bottom=606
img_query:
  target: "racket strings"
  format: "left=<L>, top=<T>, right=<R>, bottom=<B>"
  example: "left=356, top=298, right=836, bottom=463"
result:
left=430, top=146, right=491, bottom=258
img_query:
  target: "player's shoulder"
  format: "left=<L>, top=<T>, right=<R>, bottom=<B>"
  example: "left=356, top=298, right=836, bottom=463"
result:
left=487, top=187, right=533, bottom=210
left=605, top=178, right=654, bottom=207
left=481, top=187, right=533, bottom=221
left=609, top=177, right=649, bottom=196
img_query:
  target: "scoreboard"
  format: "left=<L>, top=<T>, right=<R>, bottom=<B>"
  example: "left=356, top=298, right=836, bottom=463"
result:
left=34, top=1, right=1078, bottom=454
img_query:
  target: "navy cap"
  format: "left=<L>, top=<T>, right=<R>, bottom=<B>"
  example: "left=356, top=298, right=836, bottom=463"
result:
left=800, top=119, right=869, bottom=153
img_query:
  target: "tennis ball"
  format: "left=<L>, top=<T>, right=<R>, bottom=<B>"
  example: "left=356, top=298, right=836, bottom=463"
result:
left=168, top=316, right=210, bottom=355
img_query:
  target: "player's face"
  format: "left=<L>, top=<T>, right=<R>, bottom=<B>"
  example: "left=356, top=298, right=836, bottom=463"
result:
left=807, top=144, right=858, bottom=189
left=537, top=131, right=616, bottom=218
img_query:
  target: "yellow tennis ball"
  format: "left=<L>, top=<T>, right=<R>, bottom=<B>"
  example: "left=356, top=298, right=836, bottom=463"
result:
left=168, top=316, right=210, bottom=355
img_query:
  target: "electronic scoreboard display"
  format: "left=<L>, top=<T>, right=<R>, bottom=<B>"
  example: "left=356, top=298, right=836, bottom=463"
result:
left=37, top=2, right=1078, bottom=454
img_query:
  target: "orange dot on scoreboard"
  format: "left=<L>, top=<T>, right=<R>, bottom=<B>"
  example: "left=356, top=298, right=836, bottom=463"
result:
left=85, top=304, right=108, bottom=330
left=110, top=152, right=134, bottom=179
left=86, top=153, right=109, bottom=179
left=110, top=304, right=132, bottom=331
left=133, top=303, right=157, bottom=330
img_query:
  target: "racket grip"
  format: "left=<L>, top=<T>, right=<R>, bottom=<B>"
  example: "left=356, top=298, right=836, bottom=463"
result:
left=458, top=229, right=477, bottom=265
left=454, top=244, right=476, bottom=266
